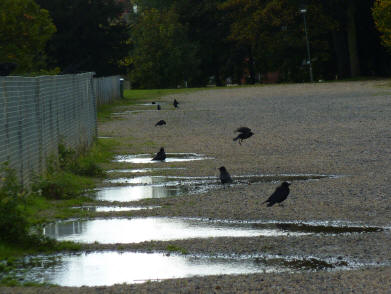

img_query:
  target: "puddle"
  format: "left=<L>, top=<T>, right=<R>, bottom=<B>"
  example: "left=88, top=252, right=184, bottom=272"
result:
left=272, top=223, right=384, bottom=234
left=106, top=174, right=335, bottom=185
left=114, top=153, right=212, bottom=163
left=111, top=110, right=155, bottom=116
left=107, top=168, right=187, bottom=173
left=97, top=136, right=113, bottom=139
left=96, top=174, right=337, bottom=202
left=18, top=252, right=358, bottom=287
left=42, top=217, right=308, bottom=244
left=205, top=219, right=387, bottom=235
left=94, top=185, right=192, bottom=201
left=72, top=206, right=160, bottom=212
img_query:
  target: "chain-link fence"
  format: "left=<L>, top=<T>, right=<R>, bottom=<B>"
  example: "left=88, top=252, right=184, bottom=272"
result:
left=94, top=75, right=122, bottom=106
left=0, top=73, right=121, bottom=186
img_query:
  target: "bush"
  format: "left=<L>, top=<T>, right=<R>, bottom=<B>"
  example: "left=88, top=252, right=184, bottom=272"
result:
left=0, top=165, right=30, bottom=243
left=58, top=144, right=105, bottom=177
left=32, top=171, right=94, bottom=200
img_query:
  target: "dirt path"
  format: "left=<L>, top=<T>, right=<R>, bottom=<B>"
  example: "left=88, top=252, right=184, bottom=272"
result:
left=3, top=80, right=391, bottom=293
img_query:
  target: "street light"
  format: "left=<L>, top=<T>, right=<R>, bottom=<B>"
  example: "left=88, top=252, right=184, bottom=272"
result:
left=300, top=8, right=314, bottom=83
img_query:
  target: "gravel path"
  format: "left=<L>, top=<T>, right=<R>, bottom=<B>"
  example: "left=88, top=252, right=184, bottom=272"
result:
left=3, top=80, right=391, bottom=293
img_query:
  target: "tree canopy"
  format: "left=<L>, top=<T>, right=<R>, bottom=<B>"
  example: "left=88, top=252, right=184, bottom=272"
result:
left=2, top=0, right=391, bottom=84
left=0, top=0, right=56, bottom=73
left=35, top=0, right=131, bottom=76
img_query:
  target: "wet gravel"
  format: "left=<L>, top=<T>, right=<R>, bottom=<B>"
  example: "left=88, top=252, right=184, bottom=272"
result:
left=3, top=80, right=391, bottom=293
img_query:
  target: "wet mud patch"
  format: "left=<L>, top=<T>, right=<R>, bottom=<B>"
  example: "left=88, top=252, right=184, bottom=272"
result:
left=12, top=252, right=367, bottom=287
left=114, top=153, right=212, bottom=163
left=42, top=217, right=309, bottom=244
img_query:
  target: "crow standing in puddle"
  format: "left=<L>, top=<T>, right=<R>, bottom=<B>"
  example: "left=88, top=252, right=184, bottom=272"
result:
left=263, top=182, right=291, bottom=207
left=155, top=120, right=166, bottom=126
left=152, top=147, right=166, bottom=161
left=173, top=99, right=179, bottom=108
left=219, top=166, right=233, bottom=185
left=233, top=127, right=254, bottom=145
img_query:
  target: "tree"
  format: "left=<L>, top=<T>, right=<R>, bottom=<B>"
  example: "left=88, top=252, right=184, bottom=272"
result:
left=0, top=0, right=56, bottom=73
left=35, top=0, right=130, bottom=76
left=373, top=0, right=391, bottom=49
left=129, top=8, right=199, bottom=88
left=220, top=0, right=335, bottom=82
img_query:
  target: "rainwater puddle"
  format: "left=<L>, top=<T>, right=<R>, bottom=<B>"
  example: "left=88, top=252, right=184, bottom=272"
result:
left=19, top=252, right=357, bottom=287
left=94, top=185, right=191, bottom=201
left=42, top=217, right=309, bottom=244
left=114, top=153, right=212, bottom=163
left=107, top=167, right=187, bottom=173
left=216, top=219, right=387, bottom=235
left=106, top=174, right=336, bottom=185
left=96, top=174, right=337, bottom=202
left=72, top=206, right=160, bottom=212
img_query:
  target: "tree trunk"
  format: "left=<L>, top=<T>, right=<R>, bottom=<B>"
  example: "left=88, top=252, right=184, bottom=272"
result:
left=347, top=0, right=360, bottom=77
left=331, top=30, right=349, bottom=79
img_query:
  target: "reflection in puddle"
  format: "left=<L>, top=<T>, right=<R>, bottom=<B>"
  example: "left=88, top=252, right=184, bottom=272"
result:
left=72, top=206, right=160, bottom=212
left=114, top=153, right=212, bottom=163
left=42, top=217, right=308, bottom=244
left=20, top=252, right=357, bottom=287
left=95, top=185, right=192, bottom=201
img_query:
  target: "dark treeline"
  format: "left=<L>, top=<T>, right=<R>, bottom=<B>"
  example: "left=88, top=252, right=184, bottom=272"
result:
left=22, top=0, right=391, bottom=86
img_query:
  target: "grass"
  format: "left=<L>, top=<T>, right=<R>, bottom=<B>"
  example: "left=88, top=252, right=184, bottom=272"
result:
left=98, top=88, right=205, bottom=121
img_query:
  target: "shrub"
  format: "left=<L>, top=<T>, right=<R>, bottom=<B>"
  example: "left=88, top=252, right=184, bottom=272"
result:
left=0, top=164, right=30, bottom=243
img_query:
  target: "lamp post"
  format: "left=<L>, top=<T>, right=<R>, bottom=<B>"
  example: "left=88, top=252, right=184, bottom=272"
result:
left=300, top=8, right=314, bottom=83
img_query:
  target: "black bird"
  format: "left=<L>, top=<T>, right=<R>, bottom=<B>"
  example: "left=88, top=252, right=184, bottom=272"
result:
left=235, top=127, right=252, bottom=134
left=152, top=147, right=166, bottom=161
left=218, top=166, right=233, bottom=185
left=155, top=120, right=166, bottom=126
left=152, top=101, right=156, bottom=104
left=263, top=182, right=291, bottom=207
left=233, top=127, right=253, bottom=145
left=157, top=104, right=161, bottom=110
left=173, top=99, right=179, bottom=108
left=0, top=62, right=17, bottom=76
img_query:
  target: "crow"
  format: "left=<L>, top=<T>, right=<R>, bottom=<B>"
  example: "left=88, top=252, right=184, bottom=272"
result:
left=263, top=182, right=291, bottom=207
left=152, top=101, right=156, bottom=104
left=218, top=166, right=233, bottom=185
left=233, top=127, right=253, bottom=145
left=157, top=104, right=161, bottom=110
left=155, top=120, right=166, bottom=126
left=0, top=62, right=17, bottom=76
left=173, top=99, right=179, bottom=108
left=235, top=127, right=252, bottom=134
left=152, top=147, right=166, bottom=161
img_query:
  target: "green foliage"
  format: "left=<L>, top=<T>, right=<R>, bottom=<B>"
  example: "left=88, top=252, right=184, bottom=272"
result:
left=373, top=0, right=391, bottom=50
left=166, top=244, right=188, bottom=255
left=0, top=165, right=30, bottom=243
left=32, top=171, right=94, bottom=200
left=129, top=8, right=199, bottom=88
left=0, top=0, right=56, bottom=73
left=58, top=143, right=106, bottom=177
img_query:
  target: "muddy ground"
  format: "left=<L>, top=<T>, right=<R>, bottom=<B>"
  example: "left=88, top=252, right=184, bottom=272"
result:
left=2, top=80, right=391, bottom=293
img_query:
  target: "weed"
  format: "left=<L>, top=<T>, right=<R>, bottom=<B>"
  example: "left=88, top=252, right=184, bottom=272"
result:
left=0, top=164, right=30, bottom=243
left=165, top=244, right=188, bottom=255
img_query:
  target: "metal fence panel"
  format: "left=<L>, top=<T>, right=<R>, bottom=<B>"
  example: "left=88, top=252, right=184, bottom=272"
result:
left=0, top=73, right=120, bottom=186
